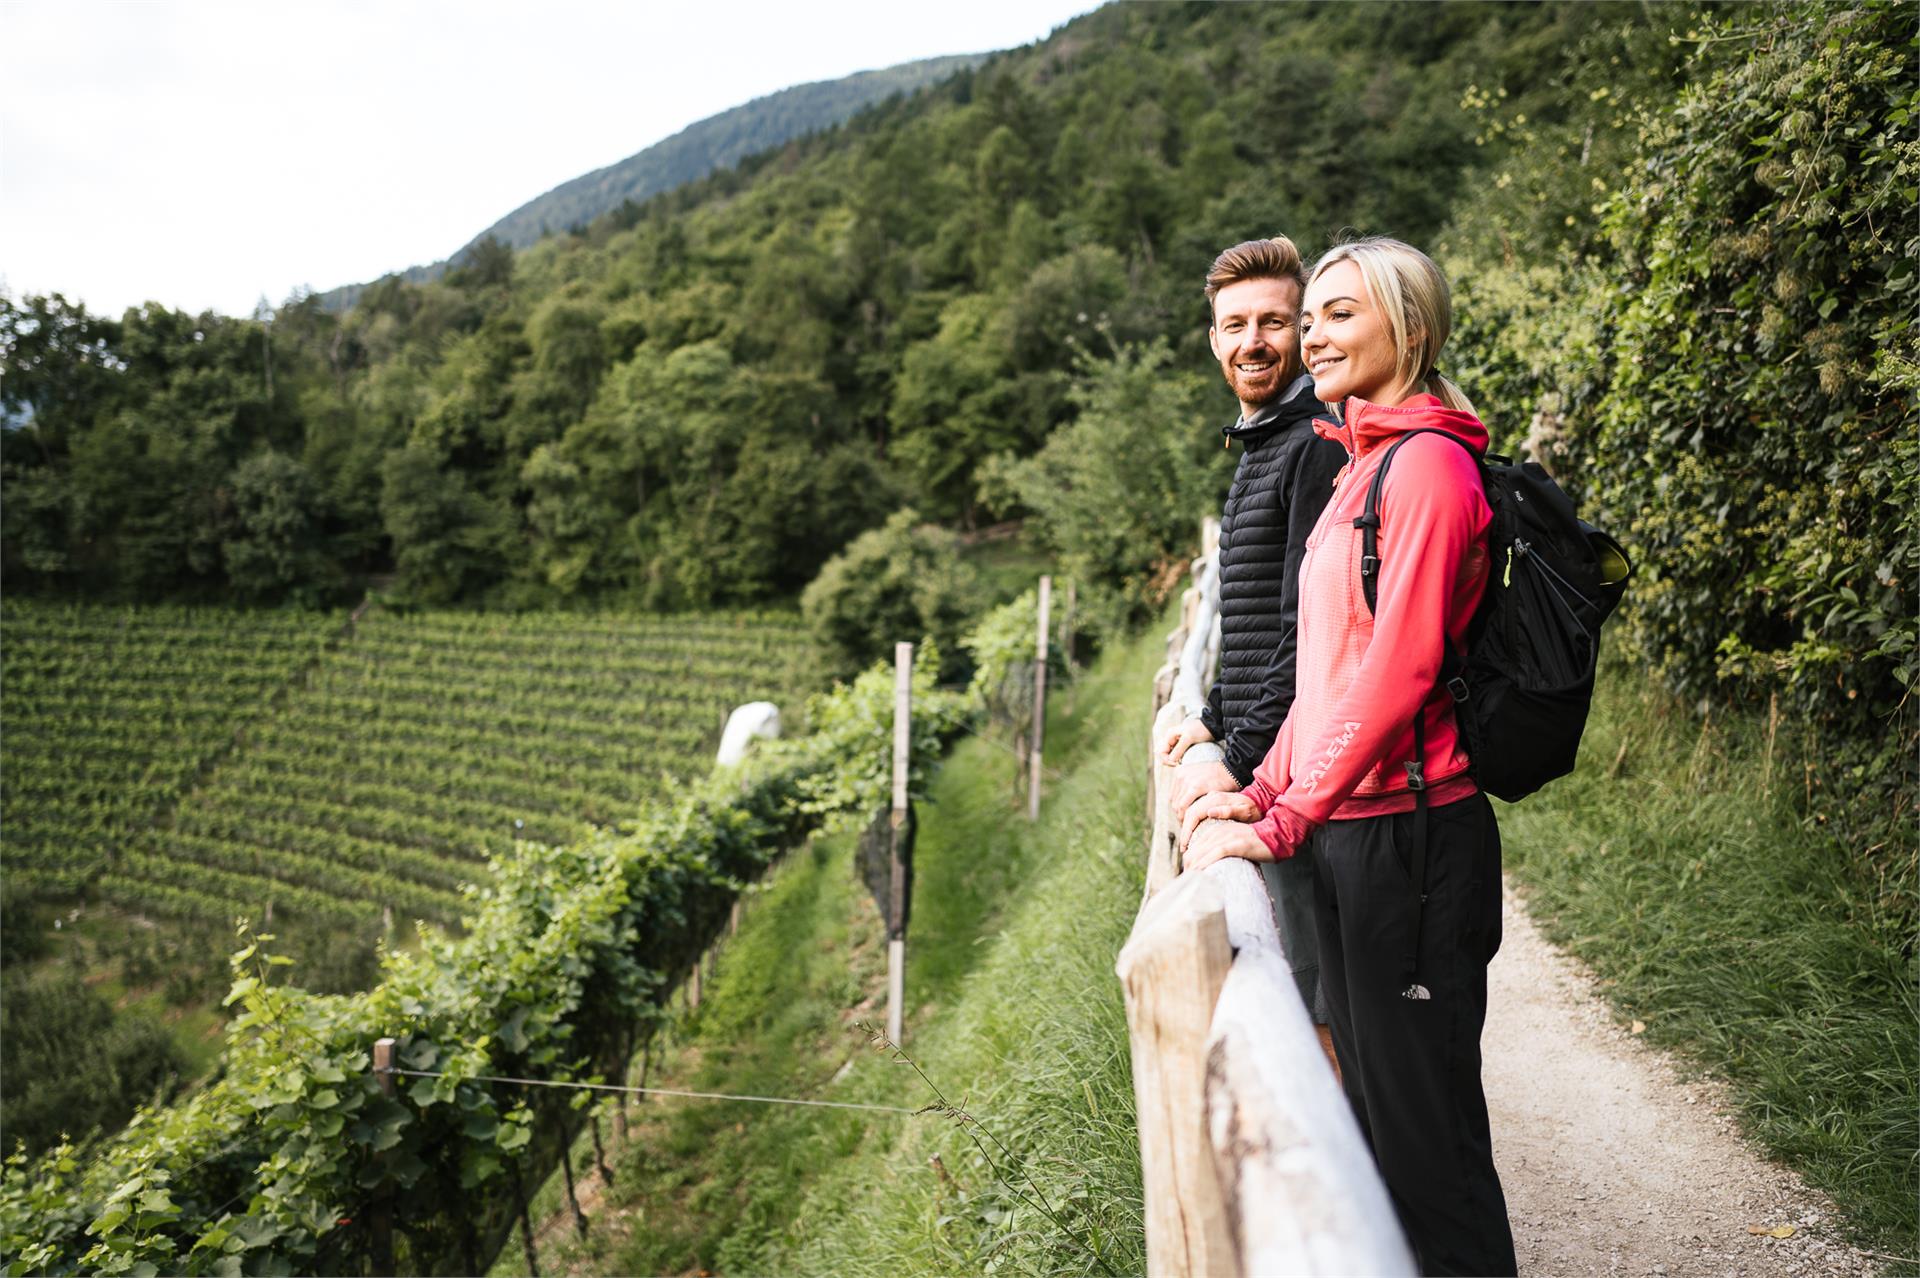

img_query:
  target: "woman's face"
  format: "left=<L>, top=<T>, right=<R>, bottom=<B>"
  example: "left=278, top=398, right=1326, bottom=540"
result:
left=1300, top=259, right=1409, bottom=406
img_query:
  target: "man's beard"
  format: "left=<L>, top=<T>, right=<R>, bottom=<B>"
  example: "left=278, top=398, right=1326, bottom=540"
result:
left=1222, top=352, right=1301, bottom=407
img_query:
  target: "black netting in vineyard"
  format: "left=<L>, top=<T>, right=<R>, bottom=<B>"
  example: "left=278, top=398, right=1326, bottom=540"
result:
left=856, top=801, right=915, bottom=939
left=984, top=661, right=1035, bottom=729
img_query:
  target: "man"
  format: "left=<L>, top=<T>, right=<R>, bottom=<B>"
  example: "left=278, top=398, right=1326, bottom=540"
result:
left=1160, top=235, right=1346, bottom=1062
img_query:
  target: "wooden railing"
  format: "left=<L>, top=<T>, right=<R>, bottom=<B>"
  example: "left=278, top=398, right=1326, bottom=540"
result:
left=1118, top=521, right=1416, bottom=1277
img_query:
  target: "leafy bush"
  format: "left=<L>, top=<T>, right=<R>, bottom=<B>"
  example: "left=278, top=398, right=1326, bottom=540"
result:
left=801, top=509, right=980, bottom=681
left=1447, top=0, right=1917, bottom=903
left=0, top=972, right=185, bottom=1159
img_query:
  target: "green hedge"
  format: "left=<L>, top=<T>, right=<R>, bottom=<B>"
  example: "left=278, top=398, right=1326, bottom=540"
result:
left=1448, top=0, right=1917, bottom=905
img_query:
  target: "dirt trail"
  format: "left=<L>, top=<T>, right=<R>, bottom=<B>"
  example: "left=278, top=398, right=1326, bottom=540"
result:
left=1485, top=883, right=1876, bottom=1278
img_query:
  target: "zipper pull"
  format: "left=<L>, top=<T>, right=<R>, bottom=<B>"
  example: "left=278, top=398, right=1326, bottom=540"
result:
left=1503, top=543, right=1514, bottom=588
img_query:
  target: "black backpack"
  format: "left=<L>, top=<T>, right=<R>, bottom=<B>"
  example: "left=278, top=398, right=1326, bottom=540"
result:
left=1356, top=429, right=1631, bottom=804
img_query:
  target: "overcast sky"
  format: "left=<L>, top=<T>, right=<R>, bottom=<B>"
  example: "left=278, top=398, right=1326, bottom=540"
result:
left=1, top=0, right=1100, bottom=319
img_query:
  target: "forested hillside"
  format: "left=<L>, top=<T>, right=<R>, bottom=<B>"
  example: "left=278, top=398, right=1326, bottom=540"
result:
left=5, top=0, right=1908, bottom=860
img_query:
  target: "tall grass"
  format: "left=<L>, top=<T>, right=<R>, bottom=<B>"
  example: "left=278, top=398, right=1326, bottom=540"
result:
left=760, top=630, right=1163, bottom=1276
left=1498, top=659, right=1918, bottom=1258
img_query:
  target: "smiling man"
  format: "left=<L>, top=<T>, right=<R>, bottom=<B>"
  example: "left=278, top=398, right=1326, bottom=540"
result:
left=1160, top=235, right=1346, bottom=1053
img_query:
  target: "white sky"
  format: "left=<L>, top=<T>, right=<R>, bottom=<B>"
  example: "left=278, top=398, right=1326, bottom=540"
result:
left=1, top=0, right=1100, bottom=319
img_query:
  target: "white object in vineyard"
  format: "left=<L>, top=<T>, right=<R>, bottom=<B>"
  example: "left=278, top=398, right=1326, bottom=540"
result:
left=717, top=702, right=782, bottom=765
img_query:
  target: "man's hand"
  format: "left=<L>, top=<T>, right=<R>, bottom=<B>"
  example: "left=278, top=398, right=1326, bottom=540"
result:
left=1177, top=790, right=1260, bottom=851
left=1169, top=761, right=1239, bottom=821
left=1158, top=717, right=1213, bottom=766
left=1183, top=818, right=1276, bottom=873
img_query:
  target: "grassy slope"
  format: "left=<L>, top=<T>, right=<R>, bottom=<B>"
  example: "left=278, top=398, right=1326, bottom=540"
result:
left=504, top=624, right=1163, bottom=1277
left=1497, top=658, right=1917, bottom=1258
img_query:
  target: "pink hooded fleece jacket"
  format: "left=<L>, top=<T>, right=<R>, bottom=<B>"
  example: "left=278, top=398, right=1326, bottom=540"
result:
left=1241, top=393, right=1492, bottom=857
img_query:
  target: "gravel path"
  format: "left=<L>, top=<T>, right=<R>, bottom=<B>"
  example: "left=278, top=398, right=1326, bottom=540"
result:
left=1484, top=883, right=1877, bottom=1278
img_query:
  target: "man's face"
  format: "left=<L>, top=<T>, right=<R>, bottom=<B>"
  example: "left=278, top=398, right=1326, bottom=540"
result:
left=1208, top=276, right=1304, bottom=412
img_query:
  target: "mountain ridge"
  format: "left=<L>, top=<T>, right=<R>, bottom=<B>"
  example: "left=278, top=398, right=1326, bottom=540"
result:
left=315, top=52, right=987, bottom=311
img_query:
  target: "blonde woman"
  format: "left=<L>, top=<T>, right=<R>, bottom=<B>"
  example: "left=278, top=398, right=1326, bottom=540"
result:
left=1176, top=237, right=1515, bottom=1275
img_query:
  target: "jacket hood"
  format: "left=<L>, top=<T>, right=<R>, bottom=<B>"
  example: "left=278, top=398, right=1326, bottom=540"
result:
left=1223, top=372, right=1324, bottom=444
left=1314, top=393, right=1490, bottom=461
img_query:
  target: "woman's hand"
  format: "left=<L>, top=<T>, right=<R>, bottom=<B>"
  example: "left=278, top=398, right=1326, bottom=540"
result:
left=1182, top=818, right=1275, bottom=873
left=1177, top=790, right=1260, bottom=850
left=1169, top=761, right=1239, bottom=821
left=1158, top=717, right=1212, bottom=766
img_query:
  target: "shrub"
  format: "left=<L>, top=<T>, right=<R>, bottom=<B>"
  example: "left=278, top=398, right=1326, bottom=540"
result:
left=801, top=509, right=980, bottom=681
left=1447, top=0, right=1917, bottom=906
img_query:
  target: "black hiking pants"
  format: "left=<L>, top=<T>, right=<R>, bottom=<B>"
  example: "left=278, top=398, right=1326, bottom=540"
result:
left=1311, top=792, right=1517, bottom=1278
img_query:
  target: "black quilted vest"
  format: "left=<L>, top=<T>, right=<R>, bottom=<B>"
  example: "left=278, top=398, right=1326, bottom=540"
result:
left=1204, top=374, right=1346, bottom=785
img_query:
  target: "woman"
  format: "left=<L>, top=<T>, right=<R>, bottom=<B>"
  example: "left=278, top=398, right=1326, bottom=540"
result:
left=1175, top=236, right=1516, bottom=1276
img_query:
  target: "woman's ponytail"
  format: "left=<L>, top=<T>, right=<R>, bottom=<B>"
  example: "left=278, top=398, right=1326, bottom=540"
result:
left=1426, top=372, right=1479, bottom=418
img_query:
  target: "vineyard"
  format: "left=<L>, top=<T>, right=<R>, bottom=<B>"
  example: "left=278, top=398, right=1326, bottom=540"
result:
left=4, top=603, right=817, bottom=943
left=0, top=604, right=341, bottom=900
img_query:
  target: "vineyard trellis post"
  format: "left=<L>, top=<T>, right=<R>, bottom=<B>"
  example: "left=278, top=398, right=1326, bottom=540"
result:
left=508, top=1158, right=540, bottom=1278
left=1028, top=575, right=1051, bottom=822
left=559, top=1127, right=587, bottom=1237
left=1063, top=578, right=1077, bottom=670
left=371, top=1036, right=397, bottom=1276
left=590, top=1111, right=613, bottom=1185
left=888, top=641, right=912, bottom=1046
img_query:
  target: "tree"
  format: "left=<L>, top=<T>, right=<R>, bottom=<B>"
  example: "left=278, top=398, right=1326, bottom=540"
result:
left=801, top=508, right=980, bottom=680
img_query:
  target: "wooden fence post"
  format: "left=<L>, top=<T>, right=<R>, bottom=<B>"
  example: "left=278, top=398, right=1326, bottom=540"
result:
left=1116, top=870, right=1236, bottom=1277
left=370, top=1037, right=397, bottom=1276
left=888, top=641, right=912, bottom=1046
left=1028, top=576, right=1051, bottom=822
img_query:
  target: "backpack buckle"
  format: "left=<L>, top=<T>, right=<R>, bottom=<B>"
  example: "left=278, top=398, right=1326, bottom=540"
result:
left=1446, top=676, right=1470, bottom=703
left=1404, top=760, right=1426, bottom=791
left=1361, top=553, right=1379, bottom=578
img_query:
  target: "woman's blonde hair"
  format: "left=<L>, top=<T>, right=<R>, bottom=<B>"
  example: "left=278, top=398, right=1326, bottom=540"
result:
left=1308, top=237, right=1477, bottom=416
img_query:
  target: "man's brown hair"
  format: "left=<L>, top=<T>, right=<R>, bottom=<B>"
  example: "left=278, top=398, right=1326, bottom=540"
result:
left=1204, top=236, right=1308, bottom=312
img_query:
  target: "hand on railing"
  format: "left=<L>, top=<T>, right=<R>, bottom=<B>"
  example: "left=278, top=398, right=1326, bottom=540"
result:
left=1167, top=759, right=1238, bottom=822
left=1176, top=791, right=1262, bottom=864
left=1157, top=715, right=1212, bottom=766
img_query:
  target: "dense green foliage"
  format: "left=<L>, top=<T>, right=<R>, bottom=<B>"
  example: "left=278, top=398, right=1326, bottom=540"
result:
left=5, top=2, right=1649, bottom=612
left=979, top=342, right=1221, bottom=608
left=801, top=509, right=979, bottom=679
left=0, top=646, right=970, bottom=1275
left=1444, top=0, right=1918, bottom=900
left=0, top=972, right=187, bottom=1162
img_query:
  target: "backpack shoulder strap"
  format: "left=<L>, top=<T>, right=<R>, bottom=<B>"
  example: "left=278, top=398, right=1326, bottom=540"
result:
left=1354, top=428, right=1480, bottom=615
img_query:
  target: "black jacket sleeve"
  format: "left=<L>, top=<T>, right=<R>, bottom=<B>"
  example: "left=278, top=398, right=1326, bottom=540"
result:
left=1217, top=433, right=1347, bottom=786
